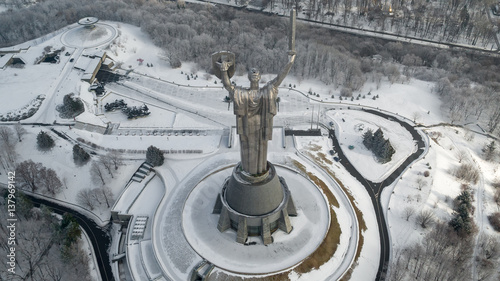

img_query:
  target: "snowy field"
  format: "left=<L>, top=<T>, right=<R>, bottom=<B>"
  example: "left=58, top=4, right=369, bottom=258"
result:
left=327, top=109, right=416, bottom=182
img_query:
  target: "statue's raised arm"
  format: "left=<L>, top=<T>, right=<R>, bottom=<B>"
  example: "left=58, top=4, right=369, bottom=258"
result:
left=271, top=9, right=297, bottom=88
left=212, top=51, right=236, bottom=99
left=271, top=51, right=296, bottom=88
left=219, top=60, right=235, bottom=93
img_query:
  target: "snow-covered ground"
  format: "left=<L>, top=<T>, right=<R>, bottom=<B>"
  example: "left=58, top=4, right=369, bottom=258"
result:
left=327, top=109, right=416, bottom=182
left=1, top=17, right=499, bottom=281
left=385, top=126, right=500, bottom=248
left=294, top=135, right=381, bottom=280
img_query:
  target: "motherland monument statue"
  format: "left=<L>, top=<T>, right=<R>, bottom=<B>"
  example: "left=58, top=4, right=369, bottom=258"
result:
left=212, top=10, right=298, bottom=245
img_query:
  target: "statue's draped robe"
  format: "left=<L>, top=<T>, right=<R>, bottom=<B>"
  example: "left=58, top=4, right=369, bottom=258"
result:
left=232, top=82, right=278, bottom=175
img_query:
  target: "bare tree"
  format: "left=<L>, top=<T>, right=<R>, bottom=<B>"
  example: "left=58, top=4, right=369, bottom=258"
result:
left=384, top=64, right=400, bottom=84
left=15, top=160, right=42, bottom=192
left=403, top=206, right=415, bottom=221
left=0, top=126, right=13, bottom=146
left=387, top=222, right=474, bottom=280
left=478, top=234, right=500, bottom=260
left=487, top=99, right=500, bottom=134
left=416, top=177, right=427, bottom=191
left=464, top=130, right=475, bottom=142
left=476, top=234, right=500, bottom=281
left=411, top=111, right=421, bottom=123
left=65, top=243, right=91, bottom=281
left=38, top=167, right=62, bottom=196
left=415, top=210, right=435, bottom=228
left=90, top=161, right=106, bottom=186
left=449, top=104, right=463, bottom=124
left=37, top=262, right=63, bottom=281
left=374, top=72, right=383, bottom=89
left=97, top=186, right=113, bottom=208
left=15, top=160, right=62, bottom=195
left=99, top=157, right=114, bottom=178
left=482, top=141, right=497, bottom=162
left=455, top=149, right=467, bottom=163
left=387, top=249, right=406, bottom=281
left=493, top=188, right=500, bottom=209
left=0, top=126, right=16, bottom=164
left=107, top=151, right=123, bottom=170
left=14, top=122, right=27, bottom=142
left=0, top=205, right=91, bottom=281
left=76, top=189, right=96, bottom=210
left=16, top=219, right=53, bottom=281
left=453, top=163, right=480, bottom=184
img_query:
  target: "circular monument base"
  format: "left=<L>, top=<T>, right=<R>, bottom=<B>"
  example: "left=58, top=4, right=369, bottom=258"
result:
left=213, top=163, right=296, bottom=244
left=182, top=165, right=330, bottom=274
left=61, top=22, right=117, bottom=48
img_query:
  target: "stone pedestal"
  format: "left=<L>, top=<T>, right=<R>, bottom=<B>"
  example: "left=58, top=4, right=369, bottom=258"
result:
left=213, top=162, right=296, bottom=245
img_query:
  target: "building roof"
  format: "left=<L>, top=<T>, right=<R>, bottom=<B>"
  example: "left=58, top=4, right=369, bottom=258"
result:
left=0, top=54, right=13, bottom=69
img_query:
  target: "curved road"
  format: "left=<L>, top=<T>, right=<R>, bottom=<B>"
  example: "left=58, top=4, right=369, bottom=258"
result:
left=328, top=108, right=426, bottom=281
left=0, top=188, right=114, bottom=281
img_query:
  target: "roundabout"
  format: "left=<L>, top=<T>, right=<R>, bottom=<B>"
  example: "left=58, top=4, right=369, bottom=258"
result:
left=182, top=165, right=331, bottom=274
left=149, top=151, right=359, bottom=280
left=61, top=21, right=117, bottom=48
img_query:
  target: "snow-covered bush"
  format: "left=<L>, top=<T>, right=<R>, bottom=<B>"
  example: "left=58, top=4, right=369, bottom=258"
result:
left=488, top=212, right=500, bottom=232
left=73, top=145, right=90, bottom=166
left=146, top=145, right=164, bottom=167
left=37, top=131, right=55, bottom=151
left=453, top=163, right=479, bottom=184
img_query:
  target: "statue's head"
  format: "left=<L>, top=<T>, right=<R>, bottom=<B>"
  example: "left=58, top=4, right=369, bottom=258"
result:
left=248, top=68, right=261, bottom=83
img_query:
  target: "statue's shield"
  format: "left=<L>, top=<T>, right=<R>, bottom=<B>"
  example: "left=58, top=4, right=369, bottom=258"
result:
left=212, top=51, right=235, bottom=79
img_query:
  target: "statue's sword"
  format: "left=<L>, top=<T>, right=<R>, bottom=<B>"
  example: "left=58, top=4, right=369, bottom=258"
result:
left=289, top=9, right=296, bottom=53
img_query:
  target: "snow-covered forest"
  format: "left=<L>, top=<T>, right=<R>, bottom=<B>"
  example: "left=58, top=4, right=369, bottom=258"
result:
left=1, top=0, right=500, bottom=136
left=275, top=0, right=500, bottom=47
left=0, top=197, right=92, bottom=281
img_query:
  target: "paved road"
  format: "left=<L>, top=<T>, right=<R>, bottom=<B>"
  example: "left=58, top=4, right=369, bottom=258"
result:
left=0, top=187, right=114, bottom=281
left=328, top=108, right=426, bottom=281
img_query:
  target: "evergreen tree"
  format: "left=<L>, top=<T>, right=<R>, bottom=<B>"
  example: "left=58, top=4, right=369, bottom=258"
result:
left=362, top=129, right=374, bottom=149
left=449, top=190, right=475, bottom=236
left=59, top=213, right=82, bottom=258
left=455, top=191, right=472, bottom=209
left=377, top=140, right=395, bottom=163
left=363, top=128, right=395, bottom=163
left=59, top=94, right=84, bottom=118
left=373, top=128, right=384, bottom=144
left=73, top=144, right=90, bottom=166
left=146, top=145, right=164, bottom=166
left=371, top=128, right=385, bottom=157
left=63, top=94, right=83, bottom=113
left=483, top=141, right=496, bottom=161
left=37, top=131, right=55, bottom=150
left=459, top=5, right=470, bottom=29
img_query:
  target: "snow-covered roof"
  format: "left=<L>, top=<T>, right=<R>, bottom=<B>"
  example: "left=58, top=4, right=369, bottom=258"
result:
left=102, top=58, right=114, bottom=67
left=75, top=110, right=108, bottom=127
left=74, top=56, right=92, bottom=71
left=82, top=73, right=93, bottom=81
left=0, top=46, right=28, bottom=53
left=0, top=54, right=13, bottom=68
left=82, top=49, right=105, bottom=58
left=85, top=58, right=101, bottom=76
left=74, top=52, right=104, bottom=82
